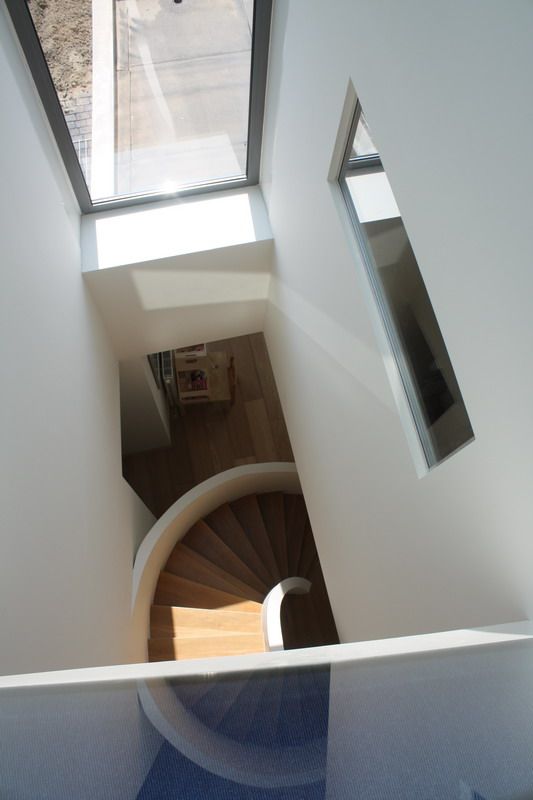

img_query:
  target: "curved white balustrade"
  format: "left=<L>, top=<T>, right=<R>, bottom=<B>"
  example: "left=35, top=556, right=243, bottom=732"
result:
left=131, top=461, right=327, bottom=786
left=130, top=462, right=300, bottom=661
left=262, top=577, right=312, bottom=651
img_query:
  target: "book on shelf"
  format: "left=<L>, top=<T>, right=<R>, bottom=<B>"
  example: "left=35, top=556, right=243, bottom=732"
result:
left=174, top=343, right=207, bottom=359
left=178, top=369, right=208, bottom=393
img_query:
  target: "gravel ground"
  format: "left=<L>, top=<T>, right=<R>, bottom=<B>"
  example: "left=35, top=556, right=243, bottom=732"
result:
left=28, top=0, right=92, bottom=107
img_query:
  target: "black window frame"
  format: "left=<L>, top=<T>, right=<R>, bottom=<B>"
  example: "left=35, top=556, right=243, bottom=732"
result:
left=5, top=0, right=272, bottom=214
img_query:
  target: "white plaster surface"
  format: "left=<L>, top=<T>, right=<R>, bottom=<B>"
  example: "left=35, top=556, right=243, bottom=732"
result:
left=119, top=356, right=171, bottom=455
left=82, top=188, right=273, bottom=358
left=4, top=0, right=533, bottom=682
left=262, top=0, right=533, bottom=644
left=81, top=186, right=272, bottom=270
left=0, top=5, right=153, bottom=676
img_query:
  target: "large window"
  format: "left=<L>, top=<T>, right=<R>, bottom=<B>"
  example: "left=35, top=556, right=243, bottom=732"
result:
left=339, top=102, right=474, bottom=468
left=6, top=0, right=271, bottom=212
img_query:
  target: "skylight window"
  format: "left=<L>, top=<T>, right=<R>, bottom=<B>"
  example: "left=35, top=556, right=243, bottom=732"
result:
left=6, top=0, right=271, bottom=212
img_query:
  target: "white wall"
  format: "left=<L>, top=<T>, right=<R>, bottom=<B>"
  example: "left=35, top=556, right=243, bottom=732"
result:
left=119, top=357, right=171, bottom=455
left=82, top=189, right=273, bottom=359
left=0, top=6, right=153, bottom=675
left=262, top=0, right=533, bottom=642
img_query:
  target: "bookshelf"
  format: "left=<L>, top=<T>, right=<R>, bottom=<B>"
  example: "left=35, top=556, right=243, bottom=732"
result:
left=174, top=348, right=232, bottom=405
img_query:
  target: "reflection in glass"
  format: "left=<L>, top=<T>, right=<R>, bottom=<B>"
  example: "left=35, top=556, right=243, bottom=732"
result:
left=341, top=106, right=473, bottom=466
left=27, top=0, right=253, bottom=204
left=0, top=665, right=330, bottom=799
left=4, top=641, right=533, bottom=797
left=351, top=109, right=378, bottom=158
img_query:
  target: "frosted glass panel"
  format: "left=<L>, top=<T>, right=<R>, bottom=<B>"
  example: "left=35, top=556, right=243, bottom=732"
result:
left=3, top=641, right=533, bottom=797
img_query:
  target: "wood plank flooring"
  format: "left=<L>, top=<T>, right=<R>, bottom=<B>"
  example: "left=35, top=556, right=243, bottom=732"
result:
left=122, top=333, right=294, bottom=517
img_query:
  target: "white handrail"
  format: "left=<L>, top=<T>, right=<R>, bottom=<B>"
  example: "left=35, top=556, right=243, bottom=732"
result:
left=262, top=577, right=312, bottom=651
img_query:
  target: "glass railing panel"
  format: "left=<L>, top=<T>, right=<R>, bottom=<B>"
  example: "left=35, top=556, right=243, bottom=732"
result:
left=0, top=664, right=330, bottom=799
left=3, top=639, right=533, bottom=798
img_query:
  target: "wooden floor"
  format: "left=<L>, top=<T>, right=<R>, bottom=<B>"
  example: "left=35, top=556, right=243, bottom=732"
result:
left=123, top=333, right=294, bottom=517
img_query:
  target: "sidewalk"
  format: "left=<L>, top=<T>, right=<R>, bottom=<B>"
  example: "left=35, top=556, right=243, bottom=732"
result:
left=114, top=0, right=252, bottom=198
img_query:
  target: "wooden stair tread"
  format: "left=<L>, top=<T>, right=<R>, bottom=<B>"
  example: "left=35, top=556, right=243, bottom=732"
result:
left=165, top=625, right=261, bottom=639
left=297, top=521, right=318, bottom=577
left=205, top=504, right=272, bottom=588
left=250, top=673, right=284, bottom=736
left=154, top=572, right=262, bottom=613
left=275, top=673, right=305, bottom=743
left=149, top=633, right=266, bottom=661
left=165, top=543, right=264, bottom=603
left=230, top=495, right=281, bottom=582
left=151, top=605, right=263, bottom=637
left=188, top=678, right=251, bottom=730
left=257, top=492, right=289, bottom=577
left=148, top=491, right=339, bottom=663
left=181, top=519, right=267, bottom=595
left=171, top=679, right=214, bottom=709
left=281, top=592, right=325, bottom=649
left=309, top=591, right=339, bottom=646
left=307, top=560, right=340, bottom=645
left=216, top=678, right=264, bottom=740
left=284, top=494, right=309, bottom=574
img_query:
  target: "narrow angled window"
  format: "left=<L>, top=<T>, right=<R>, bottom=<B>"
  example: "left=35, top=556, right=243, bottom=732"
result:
left=339, top=102, right=474, bottom=468
left=6, top=0, right=271, bottom=211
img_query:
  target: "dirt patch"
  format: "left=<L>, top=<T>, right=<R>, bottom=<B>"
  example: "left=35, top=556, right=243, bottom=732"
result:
left=28, top=0, right=92, bottom=109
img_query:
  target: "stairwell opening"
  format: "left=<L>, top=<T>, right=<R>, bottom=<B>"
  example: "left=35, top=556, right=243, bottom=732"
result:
left=148, top=490, right=339, bottom=661
left=121, top=332, right=339, bottom=662
left=120, top=332, right=294, bottom=518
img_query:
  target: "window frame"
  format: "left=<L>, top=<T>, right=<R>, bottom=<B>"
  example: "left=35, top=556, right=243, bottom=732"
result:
left=338, top=101, right=473, bottom=469
left=5, top=0, right=272, bottom=214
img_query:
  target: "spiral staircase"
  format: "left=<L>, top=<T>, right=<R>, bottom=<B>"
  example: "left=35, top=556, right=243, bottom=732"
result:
left=148, top=492, right=338, bottom=661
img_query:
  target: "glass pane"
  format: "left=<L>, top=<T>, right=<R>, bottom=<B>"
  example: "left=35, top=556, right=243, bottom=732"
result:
left=346, top=170, right=400, bottom=223
left=27, top=0, right=253, bottom=204
left=351, top=109, right=378, bottom=158
left=0, top=665, right=330, bottom=798
left=27, top=0, right=94, bottom=184
left=3, top=640, right=533, bottom=798
left=345, top=166, right=473, bottom=465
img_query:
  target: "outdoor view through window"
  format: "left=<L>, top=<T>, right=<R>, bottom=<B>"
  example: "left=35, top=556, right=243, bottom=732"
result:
left=340, top=104, right=474, bottom=468
left=27, top=0, right=254, bottom=203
